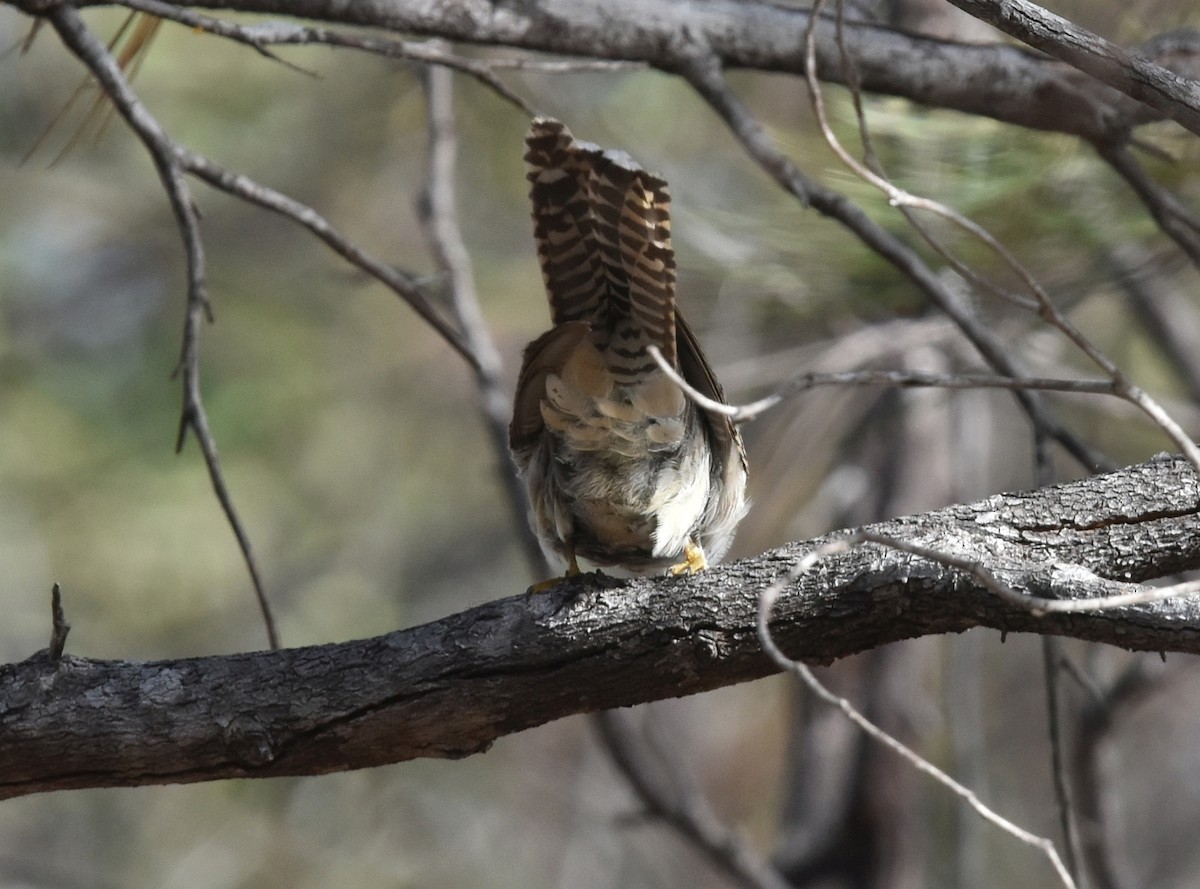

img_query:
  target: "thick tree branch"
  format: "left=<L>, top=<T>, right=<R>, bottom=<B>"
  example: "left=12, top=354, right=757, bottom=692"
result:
left=944, top=0, right=1200, bottom=137
left=20, top=0, right=1196, bottom=142
left=3, top=455, right=1200, bottom=799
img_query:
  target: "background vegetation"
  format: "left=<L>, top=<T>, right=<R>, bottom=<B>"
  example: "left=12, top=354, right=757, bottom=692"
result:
left=3, top=1, right=1200, bottom=886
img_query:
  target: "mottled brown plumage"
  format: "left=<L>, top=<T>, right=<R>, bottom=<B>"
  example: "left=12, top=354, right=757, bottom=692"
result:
left=511, top=118, right=748, bottom=577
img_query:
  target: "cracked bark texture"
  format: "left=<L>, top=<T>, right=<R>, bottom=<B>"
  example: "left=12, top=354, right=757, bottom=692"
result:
left=2, top=455, right=1199, bottom=799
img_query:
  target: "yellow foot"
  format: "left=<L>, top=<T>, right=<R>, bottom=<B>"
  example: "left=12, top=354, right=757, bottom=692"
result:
left=669, top=540, right=708, bottom=576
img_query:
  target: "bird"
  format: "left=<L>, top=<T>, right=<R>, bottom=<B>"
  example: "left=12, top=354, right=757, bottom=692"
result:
left=509, top=117, right=748, bottom=579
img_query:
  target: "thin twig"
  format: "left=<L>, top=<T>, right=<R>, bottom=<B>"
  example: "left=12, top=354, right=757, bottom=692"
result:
left=45, top=5, right=280, bottom=650
left=30, top=8, right=471, bottom=363
left=830, top=0, right=1059, bottom=476
left=1042, top=638, right=1085, bottom=886
left=832, top=2, right=1041, bottom=314
left=418, top=48, right=548, bottom=576
left=648, top=346, right=1119, bottom=424
left=758, top=552, right=1079, bottom=889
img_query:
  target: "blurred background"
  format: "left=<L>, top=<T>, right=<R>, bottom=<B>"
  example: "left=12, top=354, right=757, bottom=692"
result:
left=2, top=1, right=1200, bottom=887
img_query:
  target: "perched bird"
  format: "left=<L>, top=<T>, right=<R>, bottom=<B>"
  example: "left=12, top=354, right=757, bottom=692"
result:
left=509, top=118, right=748, bottom=579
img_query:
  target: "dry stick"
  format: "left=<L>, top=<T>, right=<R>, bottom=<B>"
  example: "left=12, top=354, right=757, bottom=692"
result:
left=758, top=539, right=1080, bottom=889
left=418, top=53, right=548, bottom=576
left=48, top=583, right=70, bottom=660
left=675, top=50, right=1111, bottom=473
left=801, top=3, right=1200, bottom=477
left=1042, top=637, right=1085, bottom=886
left=49, top=22, right=478, bottom=366
left=830, top=0, right=1074, bottom=485
left=114, top=4, right=312, bottom=75
left=831, top=1, right=1042, bottom=319
left=45, top=5, right=280, bottom=650
left=647, top=348, right=1120, bottom=423
left=833, top=0, right=1053, bottom=482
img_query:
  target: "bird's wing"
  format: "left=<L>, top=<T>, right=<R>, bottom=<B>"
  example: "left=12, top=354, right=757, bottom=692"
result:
left=508, top=320, right=592, bottom=458
left=676, top=311, right=748, bottom=482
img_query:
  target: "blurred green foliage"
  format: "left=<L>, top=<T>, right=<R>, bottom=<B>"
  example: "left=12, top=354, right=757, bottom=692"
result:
left=3, top=2, right=1200, bottom=887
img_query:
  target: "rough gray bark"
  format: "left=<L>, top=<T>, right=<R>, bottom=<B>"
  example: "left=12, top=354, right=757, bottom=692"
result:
left=2, top=455, right=1199, bottom=800
left=944, top=0, right=1200, bottom=136
left=32, top=0, right=1198, bottom=142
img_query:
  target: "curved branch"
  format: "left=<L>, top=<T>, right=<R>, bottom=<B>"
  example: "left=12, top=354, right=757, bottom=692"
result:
left=3, top=455, right=1200, bottom=799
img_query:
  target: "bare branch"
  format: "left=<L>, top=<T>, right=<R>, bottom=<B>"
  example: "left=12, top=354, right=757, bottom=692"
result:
left=170, top=150, right=478, bottom=372
left=30, top=0, right=1189, bottom=143
left=1042, top=638, right=1084, bottom=885
left=3, top=456, right=1200, bottom=798
left=944, top=0, right=1200, bottom=136
left=26, top=5, right=479, bottom=369
left=649, top=346, right=1120, bottom=424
